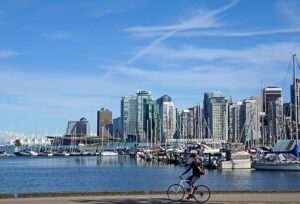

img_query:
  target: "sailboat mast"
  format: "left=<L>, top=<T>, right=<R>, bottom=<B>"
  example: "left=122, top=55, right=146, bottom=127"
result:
left=293, top=54, right=298, bottom=145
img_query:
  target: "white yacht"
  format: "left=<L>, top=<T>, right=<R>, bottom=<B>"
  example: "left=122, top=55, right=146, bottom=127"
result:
left=101, top=149, right=118, bottom=156
left=219, top=151, right=252, bottom=169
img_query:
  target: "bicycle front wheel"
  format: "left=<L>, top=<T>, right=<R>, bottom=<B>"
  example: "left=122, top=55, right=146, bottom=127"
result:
left=167, top=184, right=185, bottom=201
left=193, top=185, right=211, bottom=203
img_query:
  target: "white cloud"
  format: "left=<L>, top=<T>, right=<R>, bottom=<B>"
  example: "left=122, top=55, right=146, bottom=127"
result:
left=0, top=49, right=19, bottom=58
left=123, top=0, right=239, bottom=65
left=146, top=42, right=300, bottom=66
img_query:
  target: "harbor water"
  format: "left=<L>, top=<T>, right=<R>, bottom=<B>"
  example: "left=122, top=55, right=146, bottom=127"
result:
left=0, top=156, right=300, bottom=194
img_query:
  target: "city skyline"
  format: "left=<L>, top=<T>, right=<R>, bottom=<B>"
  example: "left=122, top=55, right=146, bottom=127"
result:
left=1, top=0, right=300, bottom=141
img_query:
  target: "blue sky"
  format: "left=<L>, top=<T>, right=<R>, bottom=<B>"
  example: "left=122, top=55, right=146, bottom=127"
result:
left=1, top=0, right=300, bottom=140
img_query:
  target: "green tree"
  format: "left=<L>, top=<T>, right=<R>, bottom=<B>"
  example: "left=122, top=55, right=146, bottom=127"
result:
left=14, top=139, right=21, bottom=147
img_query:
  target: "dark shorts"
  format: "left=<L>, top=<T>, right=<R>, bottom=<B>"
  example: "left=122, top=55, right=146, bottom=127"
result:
left=187, top=175, right=200, bottom=187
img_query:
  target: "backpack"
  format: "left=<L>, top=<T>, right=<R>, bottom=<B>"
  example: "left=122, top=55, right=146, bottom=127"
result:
left=198, top=165, right=205, bottom=175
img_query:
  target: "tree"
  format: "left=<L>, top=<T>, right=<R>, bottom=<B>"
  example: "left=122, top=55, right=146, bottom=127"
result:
left=14, top=139, right=21, bottom=147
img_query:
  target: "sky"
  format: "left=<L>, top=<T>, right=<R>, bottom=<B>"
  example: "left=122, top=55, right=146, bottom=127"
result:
left=1, top=0, right=300, bottom=142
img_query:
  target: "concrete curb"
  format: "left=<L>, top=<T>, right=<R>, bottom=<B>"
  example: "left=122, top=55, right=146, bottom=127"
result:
left=17, top=190, right=145, bottom=198
left=9, top=190, right=300, bottom=199
left=150, top=190, right=300, bottom=194
left=0, top=193, right=14, bottom=199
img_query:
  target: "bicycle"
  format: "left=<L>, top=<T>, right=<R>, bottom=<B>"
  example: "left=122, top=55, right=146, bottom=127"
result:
left=167, top=177, right=211, bottom=203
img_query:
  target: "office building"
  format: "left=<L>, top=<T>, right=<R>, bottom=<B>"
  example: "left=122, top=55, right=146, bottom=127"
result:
left=136, top=90, right=152, bottom=142
left=203, top=92, right=222, bottom=138
left=156, top=95, right=176, bottom=143
left=262, top=87, right=282, bottom=145
left=97, top=108, right=112, bottom=137
left=228, top=101, right=242, bottom=142
left=113, top=117, right=122, bottom=138
left=240, top=99, right=261, bottom=146
left=121, top=95, right=137, bottom=142
left=267, top=98, right=283, bottom=146
left=204, top=92, right=230, bottom=141
left=143, top=99, right=160, bottom=144
left=65, top=117, right=90, bottom=137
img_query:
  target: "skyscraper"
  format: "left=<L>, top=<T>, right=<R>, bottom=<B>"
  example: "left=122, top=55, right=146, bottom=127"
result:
left=136, top=90, right=152, bottom=142
left=263, top=87, right=282, bottom=115
left=228, top=101, right=242, bottom=142
left=267, top=98, right=283, bottom=146
left=240, top=99, right=261, bottom=146
left=121, top=95, right=137, bottom=142
left=161, top=102, right=176, bottom=143
left=203, top=92, right=222, bottom=138
left=262, top=87, right=282, bottom=145
left=204, top=92, right=230, bottom=141
left=156, top=95, right=176, bottom=143
left=97, top=108, right=112, bottom=137
left=143, top=99, right=160, bottom=144
left=180, top=109, right=194, bottom=139
left=190, top=105, right=204, bottom=140
left=290, top=79, right=300, bottom=137
left=66, top=117, right=90, bottom=137
left=113, top=117, right=122, bottom=138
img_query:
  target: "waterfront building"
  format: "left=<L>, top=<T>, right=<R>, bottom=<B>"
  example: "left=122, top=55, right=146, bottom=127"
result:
left=136, top=90, right=152, bottom=142
left=263, top=87, right=282, bottom=115
left=156, top=95, right=176, bottom=143
left=113, top=117, right=122, bottom=139
left=240, top=99, right=261, bottom=146
left=121, top=95, right=137, bottom=142
left=228, top=101, right=242, bottom=142
left=290, top=79, right=300, bottom=138
left=174, top=109, right=181, bottom=139
left=162, top=102, right=177, bottom=143
left=143, top=99, right=160, bottom=144
left=189, top=105, right=205, bottom=140
left=204, top=92, right=230, bottom=141
left=65, top=117, right=90, bottom=137
left=262, top=87, right=282, bottom=145
left=97, top=108, right=112, bottom=137
left=156, top=95, right=171, bottom=106
left=180, top=109, right=194, bottom=139
left=283, top=103, right=293, bottom=139
left=267, top=98, right=283, bottom=146
left=203, top=92, right=222, bottom=138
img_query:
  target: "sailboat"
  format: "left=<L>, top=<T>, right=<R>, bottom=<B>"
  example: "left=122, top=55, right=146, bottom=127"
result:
left=251, top=54, right=300, bottom=171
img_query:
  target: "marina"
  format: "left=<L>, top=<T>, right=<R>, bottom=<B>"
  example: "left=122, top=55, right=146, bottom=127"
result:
left=0, top=155, right=300, bottom=195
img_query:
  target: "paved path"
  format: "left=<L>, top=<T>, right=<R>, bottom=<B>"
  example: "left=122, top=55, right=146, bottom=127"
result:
left=1, top=193, right=300, bottom=204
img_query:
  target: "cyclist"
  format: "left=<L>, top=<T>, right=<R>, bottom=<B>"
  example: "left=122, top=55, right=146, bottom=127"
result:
left=179, top=153, right=203, bottom=199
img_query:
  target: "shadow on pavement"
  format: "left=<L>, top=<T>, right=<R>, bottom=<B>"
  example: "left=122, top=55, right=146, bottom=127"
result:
left=71, top=198, right=220, bottom=204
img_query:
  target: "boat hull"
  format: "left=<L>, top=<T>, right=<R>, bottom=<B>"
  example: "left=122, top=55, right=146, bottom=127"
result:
left=232, top=160, right=251, bottom=169
left=101, top=152, right=118, bottom=156
left=251, top=162, right=300, bottom=171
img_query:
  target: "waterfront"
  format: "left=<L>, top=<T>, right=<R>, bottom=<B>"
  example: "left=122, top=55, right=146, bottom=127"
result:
left=0, top=156, right=300, bottom=194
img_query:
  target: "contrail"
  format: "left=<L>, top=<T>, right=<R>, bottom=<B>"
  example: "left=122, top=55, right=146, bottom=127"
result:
left=123, top=0, right=240, bottom=66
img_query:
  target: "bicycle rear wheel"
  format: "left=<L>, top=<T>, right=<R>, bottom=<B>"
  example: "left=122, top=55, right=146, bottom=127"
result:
left=193, top=185, right=211, bottom=203
left=167, top=184, right=185, bottom=201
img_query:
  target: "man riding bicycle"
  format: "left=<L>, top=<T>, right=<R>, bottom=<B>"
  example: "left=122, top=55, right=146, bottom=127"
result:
left=180, top=153, right=204, bottom=199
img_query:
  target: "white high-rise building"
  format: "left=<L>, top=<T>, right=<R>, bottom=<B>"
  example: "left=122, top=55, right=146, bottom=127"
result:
left=240, top=99, right=261, bottom=146
left=229, top=101, right=242, bottom=142
left=162, top=101, right=177, bottom=143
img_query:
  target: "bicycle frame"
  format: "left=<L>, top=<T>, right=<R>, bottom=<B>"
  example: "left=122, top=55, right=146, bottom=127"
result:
left=175, top=179, right=191, bottom=192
